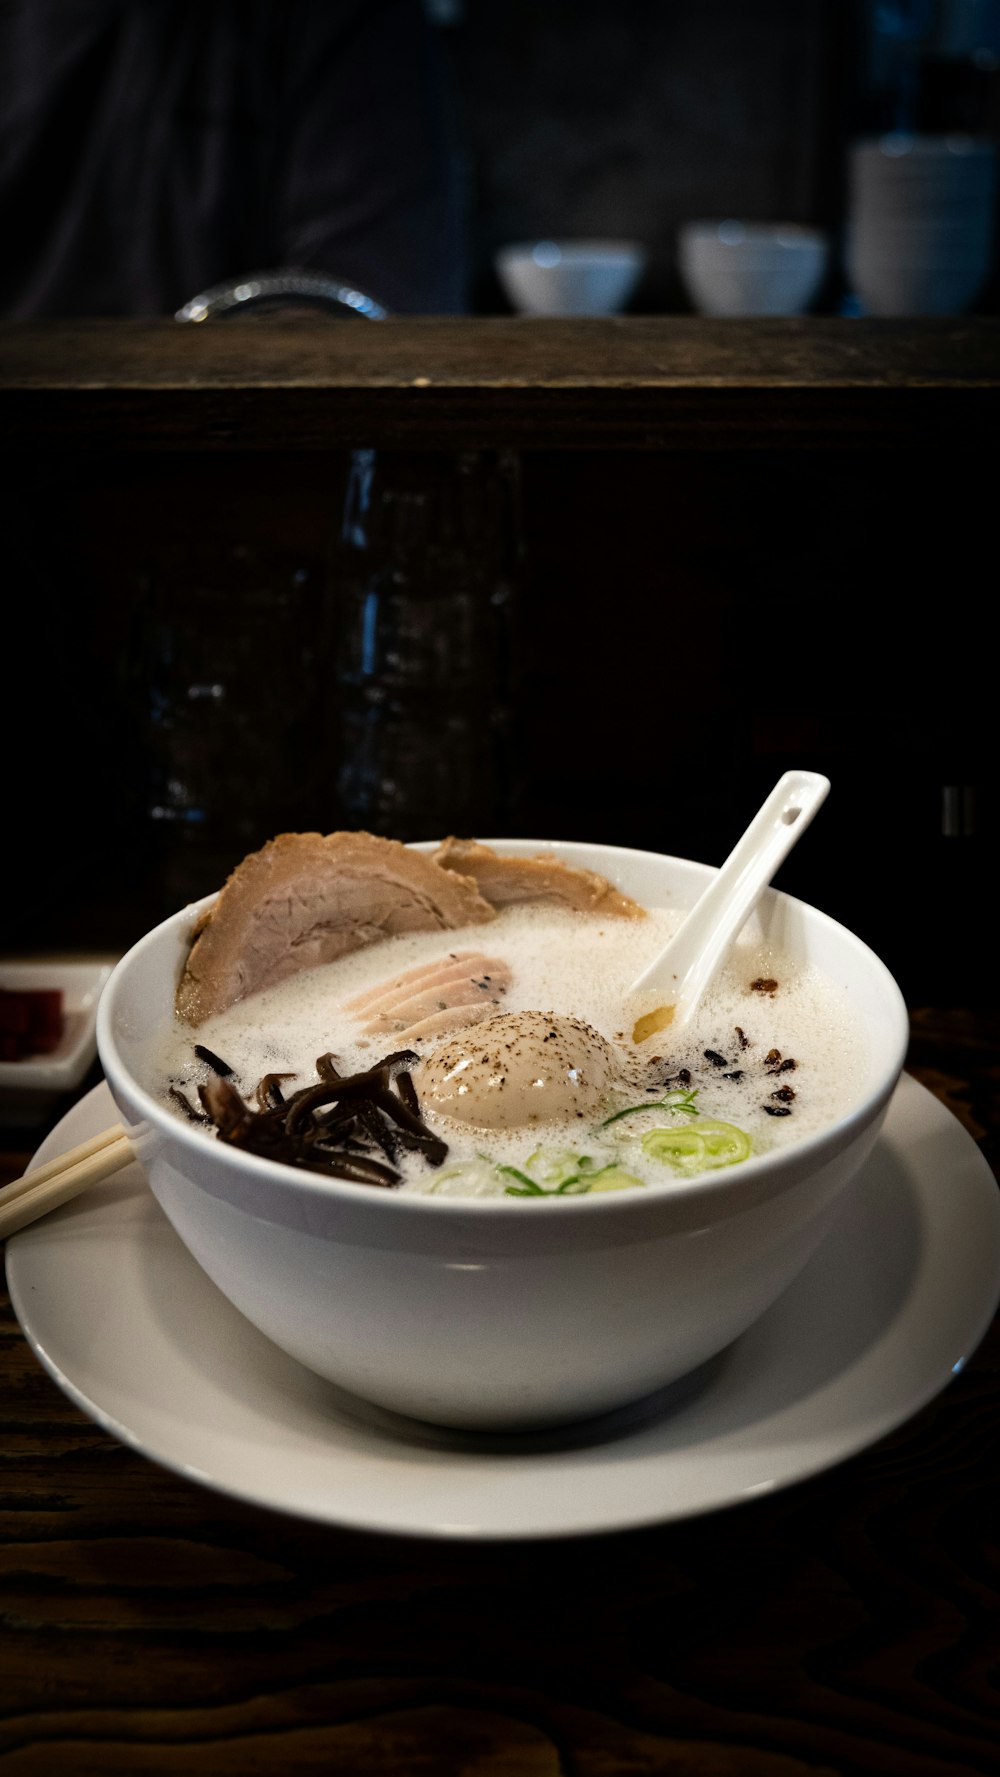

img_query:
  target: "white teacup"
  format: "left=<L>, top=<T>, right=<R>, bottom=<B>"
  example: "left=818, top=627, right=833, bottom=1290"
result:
left=678, top=222, right=830, bottom=317
left=495, top=240, right=646, bottom=316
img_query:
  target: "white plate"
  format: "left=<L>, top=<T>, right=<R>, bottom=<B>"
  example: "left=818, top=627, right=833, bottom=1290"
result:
left=0, top=959, right=117, bottom=1120
left=6, top=1076, right=1000, bottom=1541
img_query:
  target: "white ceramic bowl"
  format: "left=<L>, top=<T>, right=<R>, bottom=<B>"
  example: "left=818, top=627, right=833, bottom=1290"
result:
left=678, top=221, right=830, bottom=316
left=495, top=240, right=646, bottom=315
left=96, top=839, right=909, bottom=1430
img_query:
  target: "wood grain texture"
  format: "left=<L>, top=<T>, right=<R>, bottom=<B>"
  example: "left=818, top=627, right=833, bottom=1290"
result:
left=1, top=318, right=998, bottom=452
left=1, top=1011, right=998, bottom=1775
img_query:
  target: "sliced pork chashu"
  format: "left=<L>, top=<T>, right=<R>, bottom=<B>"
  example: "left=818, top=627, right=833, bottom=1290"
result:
left=431, top=836, right=644, bottom=920
left=176, top=831, right=496, bottom=1025
left=345, top=951, right=513, bottom=1042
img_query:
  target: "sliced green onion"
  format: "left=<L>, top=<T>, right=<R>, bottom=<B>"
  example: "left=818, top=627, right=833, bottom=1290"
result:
left=526, top=1147, right=588, bottom=1186
left=429, top=1157, right=502, bottom=1195
left=501, top=1157, right=643, bottom=1198
left=601, top=1088, right=700, bottom=1129
left=641, top=1127, right=707, bottom=1168
left=692, top=1119, right=752, bottom=1166
left=498, top=1164, right=545, bottom=1194
left=585, top=1165, right=645, bottom=1194
left=640, top=1119, right=751, bottom=1173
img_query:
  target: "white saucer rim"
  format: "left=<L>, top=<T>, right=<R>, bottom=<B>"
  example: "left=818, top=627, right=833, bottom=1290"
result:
left=7, top=1075, right=1000, bottom=1542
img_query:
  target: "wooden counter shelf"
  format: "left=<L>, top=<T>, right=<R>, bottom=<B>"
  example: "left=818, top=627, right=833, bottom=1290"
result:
left=2, top=315, right=999, bottom=452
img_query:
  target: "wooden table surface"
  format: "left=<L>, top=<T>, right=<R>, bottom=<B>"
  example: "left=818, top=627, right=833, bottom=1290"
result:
left=3, top=316, right=999, bottom=451
left=2, top=1007, right=998, bottom=1777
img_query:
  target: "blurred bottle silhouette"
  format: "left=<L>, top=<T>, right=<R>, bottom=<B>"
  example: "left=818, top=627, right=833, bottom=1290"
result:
left=139, top=272, right=523, bottom=917
left=136, top=535, right=327, bottom=910
left=131, top=272, right=378, bottom=912
left=329, top=445, right=523, bottom=841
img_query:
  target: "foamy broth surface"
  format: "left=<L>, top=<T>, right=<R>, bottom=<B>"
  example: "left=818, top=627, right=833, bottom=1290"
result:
left=153, top=903, right=871, bottom=1197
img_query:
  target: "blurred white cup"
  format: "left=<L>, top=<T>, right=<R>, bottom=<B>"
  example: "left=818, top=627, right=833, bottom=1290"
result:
left=678, top=222, right=830, bottom=316
left=495, top=239, right=646, bottom=316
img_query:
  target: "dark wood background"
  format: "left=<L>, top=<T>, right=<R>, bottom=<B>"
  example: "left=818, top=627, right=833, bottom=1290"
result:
left=2, top=319, right=997, bottom=1010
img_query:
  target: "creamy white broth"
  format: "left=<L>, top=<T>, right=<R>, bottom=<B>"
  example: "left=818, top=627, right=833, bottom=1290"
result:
left=154, top=902, right=871, bottom=1197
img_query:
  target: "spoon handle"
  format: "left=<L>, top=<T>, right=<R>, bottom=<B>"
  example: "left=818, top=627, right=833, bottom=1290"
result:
left=629, top=770, right=831, bottom=1023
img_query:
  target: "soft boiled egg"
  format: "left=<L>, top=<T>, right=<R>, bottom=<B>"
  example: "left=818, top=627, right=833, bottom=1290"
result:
left=417, top=1009, right=627, bottom=1129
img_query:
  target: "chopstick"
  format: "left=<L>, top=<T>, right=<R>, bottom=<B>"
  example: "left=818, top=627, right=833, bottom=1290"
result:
left=0, top=1123, right=135, bottom=1239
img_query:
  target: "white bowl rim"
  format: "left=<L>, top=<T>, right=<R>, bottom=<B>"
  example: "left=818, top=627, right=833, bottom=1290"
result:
left=496, top=239, right=646, bottom=265
left=851, top=131, right=997, bottom=159
left=679, top=221, right=829, bottom=249
left=96, top=837, right=910, bottom=1222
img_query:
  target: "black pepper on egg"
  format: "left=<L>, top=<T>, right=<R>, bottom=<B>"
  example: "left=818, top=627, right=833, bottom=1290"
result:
left=418, top=1010, right=628, bottom=1130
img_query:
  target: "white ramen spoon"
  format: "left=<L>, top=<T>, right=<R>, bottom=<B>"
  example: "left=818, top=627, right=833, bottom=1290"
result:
left=628, top=768, right=831, bottom=1038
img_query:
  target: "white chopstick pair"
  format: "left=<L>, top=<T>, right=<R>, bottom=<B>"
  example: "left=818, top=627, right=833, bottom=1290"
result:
left=0, top=1123, right=135, bottom=1240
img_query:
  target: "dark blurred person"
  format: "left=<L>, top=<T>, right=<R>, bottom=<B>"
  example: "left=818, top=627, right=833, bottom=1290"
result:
left=0, top=0, right=468, bottom=317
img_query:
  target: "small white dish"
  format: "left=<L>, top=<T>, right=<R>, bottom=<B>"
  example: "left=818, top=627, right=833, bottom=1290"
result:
left=7, top=1075, right=999, bottom=1540
left=678, top=221, right=830, bottom=316
left=0, top=959, right=116, bottom=1123
left=495, top=240, right=646, bottom=315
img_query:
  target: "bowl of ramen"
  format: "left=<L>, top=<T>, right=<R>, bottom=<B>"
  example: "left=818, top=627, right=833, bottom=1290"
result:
left=96, top=832, right=909, bottom=1429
